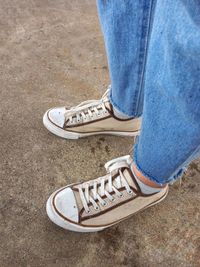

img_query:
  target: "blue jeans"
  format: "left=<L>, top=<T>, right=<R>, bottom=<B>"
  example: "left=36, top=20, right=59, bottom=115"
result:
left=97, top=0, right=200, bottom=185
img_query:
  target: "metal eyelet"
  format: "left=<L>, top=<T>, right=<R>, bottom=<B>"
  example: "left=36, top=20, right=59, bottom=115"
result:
left=128, top=190, right=133, bottom=195
left=118, top=193, right=124, bottom=198
left=111, top=198, right=115, bottom=202
left=86, top=210, right=91, bottom=214
left=95, top=206, right=100, bottom=211
left=102, top=201, right=107, bottom=206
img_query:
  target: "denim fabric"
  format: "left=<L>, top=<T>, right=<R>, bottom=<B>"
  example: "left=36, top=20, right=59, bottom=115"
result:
left=97, top=0, right=200, bottom=185
left=97, top=0, right=156, bottom=117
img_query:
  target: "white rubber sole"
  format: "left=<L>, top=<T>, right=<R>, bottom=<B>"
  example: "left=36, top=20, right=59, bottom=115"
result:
left=46, top=187, right=169, bottom=233
left=43, top=110, right=140, bottom=140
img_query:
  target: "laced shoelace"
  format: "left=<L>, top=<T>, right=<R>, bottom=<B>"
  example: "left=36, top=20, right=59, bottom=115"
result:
left=78, top=155, right=134, bottom=213
left=65, top=88, right=110, bottom=124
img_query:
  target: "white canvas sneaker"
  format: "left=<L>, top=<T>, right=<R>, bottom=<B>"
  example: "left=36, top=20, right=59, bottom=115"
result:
left=43, top=89, right=141, bottom=139
left=46, top=155, right=168, bottom=232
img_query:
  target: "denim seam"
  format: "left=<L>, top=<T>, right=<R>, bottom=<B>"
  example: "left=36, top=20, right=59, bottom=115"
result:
left=108, top=1, right=155, bottom=117
left=134, top=0, right=155, bottom=117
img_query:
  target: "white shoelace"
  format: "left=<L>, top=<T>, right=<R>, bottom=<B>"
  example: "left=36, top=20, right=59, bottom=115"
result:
left=65, top=89, right=109, bottom=124
left=78, top=155, right=134, bottom=213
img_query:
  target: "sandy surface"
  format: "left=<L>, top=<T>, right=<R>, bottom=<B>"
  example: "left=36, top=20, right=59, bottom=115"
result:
left=0, top=1, right=200, bottom=266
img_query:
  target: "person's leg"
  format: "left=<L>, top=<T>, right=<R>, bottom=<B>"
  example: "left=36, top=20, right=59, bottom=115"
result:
left=133, top=0, right=200, bottom=185
left=97, top=0, right=156, bottom=118
left=45, top=1, right=200, bottom=233
left=44, top=1, right=154, bottom=139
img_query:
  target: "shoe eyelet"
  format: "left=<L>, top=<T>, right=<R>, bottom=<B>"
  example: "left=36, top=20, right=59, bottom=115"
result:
left=128, top=190, right=133, bottom=195
left=111, top=198, right=115, bottom=202
left=102, top=201, right=107, bottom=206
left=86, top=210, right=91, bottom=214
left=95, top=206, right=100, bottom=211
left=118, top=193, right=124, bottom=198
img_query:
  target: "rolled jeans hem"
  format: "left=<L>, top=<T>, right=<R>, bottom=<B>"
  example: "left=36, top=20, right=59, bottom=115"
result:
left=133, top=142, right=186, bottom=186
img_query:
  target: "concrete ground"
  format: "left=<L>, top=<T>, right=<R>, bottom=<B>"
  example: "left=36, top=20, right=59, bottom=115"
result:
left=0, top=1, right=200, bottom=266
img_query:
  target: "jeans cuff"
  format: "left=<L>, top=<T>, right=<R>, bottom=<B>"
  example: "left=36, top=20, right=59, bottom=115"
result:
left=109, top=87, right=135, bottom=118
left=133, top=141, right=187, bottom=186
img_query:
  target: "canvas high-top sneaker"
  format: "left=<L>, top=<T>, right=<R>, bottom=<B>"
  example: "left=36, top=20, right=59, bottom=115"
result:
left=46, top=155, right=168, bottom=232
left=43, top=89, right=141, bottom=139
